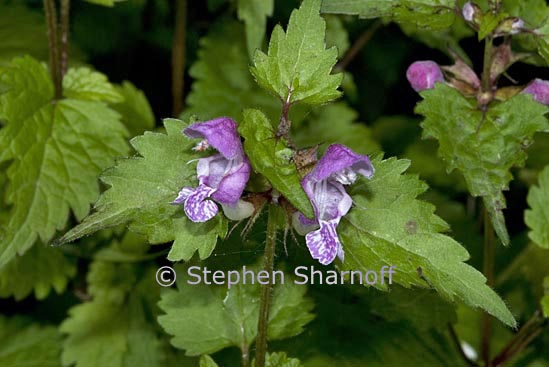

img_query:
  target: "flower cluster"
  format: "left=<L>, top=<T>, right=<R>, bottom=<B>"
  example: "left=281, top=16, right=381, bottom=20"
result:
left=174, top=118, right=374, bottom=266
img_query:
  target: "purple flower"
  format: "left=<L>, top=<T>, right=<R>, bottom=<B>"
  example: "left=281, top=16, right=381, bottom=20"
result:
left=462, top=2, right=476, bottom=22
left=522, top=79, right=549, bottom=105
left=406, top=61, right=444, bottom=92
left=294, top=144, right=374, bottom=265
left=173, top=117, right=253, bottom=222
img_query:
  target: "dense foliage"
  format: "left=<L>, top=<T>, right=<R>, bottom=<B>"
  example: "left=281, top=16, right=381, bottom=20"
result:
left=1, top=0, right=548, bottom=366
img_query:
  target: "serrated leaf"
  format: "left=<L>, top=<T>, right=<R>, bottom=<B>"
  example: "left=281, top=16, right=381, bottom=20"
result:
left=0, top=56, right=129, bottom=268
left=415, top=84, right=549, bottom=245
left=526, top=165, right=549, bottom=249
left=321, top=0, right=457, bottom=30
left=293, top=102, right=380, bottom=155
left=63, top=68, right=124, bottom=103
left=0, top=315, right=62, bottom=367
left=237, top=0, right=274, bottom=58
left=183, top=22, right=280, bottom=123
left=239, top=108, right=314, bottom=218
left=157, top=266, right=314, bottom=356
left=111, top=81, right=155, bottom=136
left=199, top=355, right=219, bottom=367
left=60, top=262, right=165, bottom=367
left=339, top=156, right=516, bottom=327
left=253, top=352, right=303, bottom=367
left=55, top=118, right=228, bottom=262
left=0, top=244, right=76, bottom=300
left=250, top=0, right=342, bottom=105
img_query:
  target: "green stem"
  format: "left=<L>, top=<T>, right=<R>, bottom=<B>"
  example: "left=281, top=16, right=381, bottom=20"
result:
left=254, top=205, right=278, bottom=367
left=59, top=0, right=70, bottom=77
left=43, top=0, right=62, bottom=100
left=481, top=36, right=493, bottom=93
left=171, top=0, right=187, bottom=117
left=481, top=209, right=495, bottom=367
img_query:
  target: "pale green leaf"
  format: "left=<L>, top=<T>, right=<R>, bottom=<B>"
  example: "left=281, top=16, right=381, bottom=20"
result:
left=55, top=118, right=227, bottom=262
left=60, top=263, right=165, bottom=367
left=250, top=0, right=342, bottom=105
left=199, top=355, right=219, bottom=367
left=63, top=68, right=124, bottom=103
left=237, top=0, right=274, bottom=58
left=526, top=165, right=549, bottom=249
left=339, top=156, right=516, bottom=327
left=111, top=81, right=155, bottom=136
left=0, top=315, right=62, bottom=367
left=239, top=108, right=314, bottom=218
left=321, top=0, right=457, bottom=30
left=253, top=352, right=303, bottom=367
left=157, top=267, right=314, bottom=356
left=0, top=244, right=76, bottom=300
left=0, top=56, right=129, bottom=268
left=415, top=84, right=549, bottom=245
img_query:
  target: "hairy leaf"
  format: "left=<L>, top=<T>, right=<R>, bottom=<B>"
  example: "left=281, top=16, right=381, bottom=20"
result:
left=0, top=56, right=129, bottom=268
left=339, top=156, right=516, bottom=327
left=158, top=267, right=314, bottom=356
left=250, top=0, right=342, bottom=105
left=0, top=244, right=76, bottom=300
left=60, top=262, right=165, bottom=367
left=526, top=165, right=549, bottom=249
left=63, top=68, right=123, bottom=103
left=56, top=118, right=227, bottom=262
left=321, top=0, right=457, bottom=30
left=237, top=0, right=274, bottom=58
left=415, top=84, right=549, bottom=245
left=0, top=315, right=62, bottom=367
left=239, top=108, right=314, bottom=218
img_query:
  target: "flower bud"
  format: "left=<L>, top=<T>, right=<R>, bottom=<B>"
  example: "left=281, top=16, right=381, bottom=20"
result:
left=406, top=61, right=444, bottom=92
left=462, top=2, right=477, bottom=22
left=522, top=79, right=549, bottom=105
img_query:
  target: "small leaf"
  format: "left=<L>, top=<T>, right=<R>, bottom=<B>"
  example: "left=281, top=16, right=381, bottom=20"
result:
left=254, top=352, right=304, bottom=367
left=321, top=0, right=457, bottom=30
left=237, top=0, right=274, bottom=58
left=239, top=108, right=314, bottom=218
left=63, top=67, right=124, bottom=103
left=157, top=266, right=314, bottom=356
left=477, top=12, right=508, bottom=40
left=199, top=355, right=219, bottom=367
left=415, top=83, right=549, bottom=245
left=526, top=165, right=549, bottom=249
left=56, top=118, right=227, bottom=262
left=339, top=156, right=516, bottom=327
left=250, top=0, right=342, bottom=105
left=0, top=315, right=62, bottom=367
left=0, top=56, right=129, bottom=268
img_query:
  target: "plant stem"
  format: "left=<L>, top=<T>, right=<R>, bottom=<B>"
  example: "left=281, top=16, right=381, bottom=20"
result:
left=481, top=209, right=495, bottom=367
left=254, top=204, right=278, bottom=367
left=241, top=343, right=250, bottom=367
left=43, top=0, right=62, bottom=100
left=171, top=0, right=187, bottom=117
left=59, top=0, right=70, bottom=77
left=481, top=36, right=493, bottom=93
left=335, top=20, right=382, bottom=71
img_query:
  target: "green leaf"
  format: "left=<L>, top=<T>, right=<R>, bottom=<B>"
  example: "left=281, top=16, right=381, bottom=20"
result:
left=339, top=156, right=516, bottom=327
left=325, top=15, right=350, bottom=58
left=321, top=0, right=457, bottom=30
left=250, top=0, right=342, bottom=105
left=293, top=102, right=380, bottom=155
left=0, top=56, right=129, bottom=268
left=199, top=355, right=219, bottom=367
left=111, top=81, right=155, bottom=136
left=157, top=266, right=314, bottom=356
left=415, top=84, right=549, bottom=245
left=55, top=118, right=227, bottom=262
left=63, top=67, right=124, bottom=103
left=60, top=262, right=165, bottom=367
left=183, top=22, right=281, bottom=123
left=0, top=315, right=62, bottom=367
left=542, top=277, right=549, bottom=318
left=237, top=0, right=274, bottom=58
left=239, top=109, right=314, bottom=218
left=0, top=244, right=76, bottom=300
left=254, top=352, right=304, bottom=367
left=84, top=0, right=126, bottom=6
left=526, top=165, right=549, bottom=249
left=0, top=4, right=48, bottom=66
